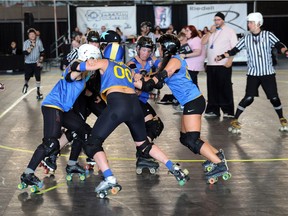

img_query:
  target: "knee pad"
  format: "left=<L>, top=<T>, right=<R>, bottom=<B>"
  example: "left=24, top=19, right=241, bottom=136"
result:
left=83, top=135, right=104, bottom=158
left=76, top=123, right=92, bottom=142
left=270, top=97, right=281, bottom=108
left=42, top=137, right=60, bottom=157
left=136, top=139, right=153, bottom=158
left=179, top=132, right=204, bottom=155
left=239, top=96, right=254, bottom=108
left=145, top=117, right=164, bottom=140
left=65, top=130, right=77, bottom=142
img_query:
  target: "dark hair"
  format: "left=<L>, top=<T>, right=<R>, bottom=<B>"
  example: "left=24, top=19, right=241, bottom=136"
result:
left=184, top=25, right=199, bottom=39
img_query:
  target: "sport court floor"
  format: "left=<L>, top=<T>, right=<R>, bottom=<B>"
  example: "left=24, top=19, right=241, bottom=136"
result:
left=0, top=59, right=288, bottom=216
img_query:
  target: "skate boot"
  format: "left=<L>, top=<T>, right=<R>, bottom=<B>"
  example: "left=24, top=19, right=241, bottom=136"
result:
left=228, top=119, right=241, bottom=134
left=66, top=163, right=86, bottom=181
left=205, top=161, right=232, bottom=185
left=18, top=173, right=44, bottom=193
left=95, top=176, right=122, bottom=199
left=136, top=156, right=159, bottom=175
left=169, top=163, right=190, bottom=186
left=40, top=154, right=57, bottom=174
left=22, top=84, right=28, bottom=94
left=279, top=118, right=288, bottom=132
left=85, top=157, right=97, bottom=171
left=36, top=90, right=43, bottom=100
left=202, top=149, right=226, bottom=172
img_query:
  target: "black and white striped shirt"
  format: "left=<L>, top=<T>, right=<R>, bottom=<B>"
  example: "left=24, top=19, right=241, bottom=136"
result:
left=23, top=38, right=44, bottom=64
left=66, top=48, right=78, bottom=63
left=235, top=30, right=279, bottom=76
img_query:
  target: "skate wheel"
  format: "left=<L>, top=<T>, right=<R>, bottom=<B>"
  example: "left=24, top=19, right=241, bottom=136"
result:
left=111, top=186, right=120, bottom=195
left=18, top=182, right=27, bottom=190
left=206, top=166, right=213, bottom=172
left=79, top=174, right=86, bottom=181
left=30, top=185, right=38, bottom=193
left=136, top=168, right=142, bottom=175
left=178, top=180, right=186, bottom=186
left=228, top=127, right=233, bottom=132
left=232, top=129, right=240, bottom=134
left=66, top=174, right=72, bottom=181
left=149, top=168, right=156, bottom=174
left=98, top=192, right=106, bottom=199
left=208, top=177, right=218, bottom=184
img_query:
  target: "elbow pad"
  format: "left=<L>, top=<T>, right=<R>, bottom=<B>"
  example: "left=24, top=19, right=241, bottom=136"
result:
left=155, top=70, right=168, bottom=82
left=154, top=81, right=164, bottom=89
left=65, top=72, right=75, bottom=82
left=70, top=61, right=86, bottom=72
left=141, top=79, right=156, bottom=92
left=227, top=47, right=240, bottom=56
left=129, top=63, right=137, bottom=69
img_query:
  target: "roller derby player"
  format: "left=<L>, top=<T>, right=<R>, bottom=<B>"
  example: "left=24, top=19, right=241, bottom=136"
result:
left=134, top=34, right=231, bottom=185
left=18, top=44, right=102, bottom=192
left=215, top=12, right=288, bottom=134
left=22, top=28, right=45, bottom=100
left=76, top=42, right=190, bottom=199
left=127, top=36, right=163, bottom=175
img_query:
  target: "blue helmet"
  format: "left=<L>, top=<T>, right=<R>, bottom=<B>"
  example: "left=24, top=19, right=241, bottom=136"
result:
left=103, top=43, right=124, bottom=62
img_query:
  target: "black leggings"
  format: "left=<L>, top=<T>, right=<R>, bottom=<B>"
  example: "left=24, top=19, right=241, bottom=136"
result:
left=91, top=92, right=147, bottom=142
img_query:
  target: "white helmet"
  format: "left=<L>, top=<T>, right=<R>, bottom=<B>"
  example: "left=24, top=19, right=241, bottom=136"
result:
left=78, top=44, right=102, bottom=61
left=247, top=12, right=263, bottom=26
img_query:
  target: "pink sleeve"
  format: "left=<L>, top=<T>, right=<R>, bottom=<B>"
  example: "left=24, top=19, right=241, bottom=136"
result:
left=188, top=37, right=202, bottom=51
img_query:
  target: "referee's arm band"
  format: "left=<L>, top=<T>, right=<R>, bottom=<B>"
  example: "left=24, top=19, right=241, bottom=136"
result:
left=227, top=47, right=240, bottom=56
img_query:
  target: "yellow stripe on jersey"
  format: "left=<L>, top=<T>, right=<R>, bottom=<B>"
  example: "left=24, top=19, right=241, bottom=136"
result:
left=110, top=43, right=118, bottom=61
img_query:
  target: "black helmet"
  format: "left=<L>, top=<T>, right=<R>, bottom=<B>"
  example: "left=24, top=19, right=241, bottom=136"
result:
left=87, top=31, right=100, bottom=43
left=100, top=30, right=121, bottom=43
left=140, top=21, right=152, bottom=29
left=158, top=34, right=180, bottom=55
left=136, top=36, right=154, bottom=50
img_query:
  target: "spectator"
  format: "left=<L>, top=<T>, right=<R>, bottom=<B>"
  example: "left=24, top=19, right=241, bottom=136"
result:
left=116, top=27, right=127, bottom=43
left=7, top=41, right=22, bottom=55
left=166, top=24, right=177, bottom=35
left=140, top=21, right=155, bottom=43
left=154, top=26, right=163, bottom=41
left=201, top=12, right=238, bottom=118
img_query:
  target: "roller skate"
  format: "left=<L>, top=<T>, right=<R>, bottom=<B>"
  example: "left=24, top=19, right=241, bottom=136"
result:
left=36, top=90, right=43, bottom=100
left=169, top=163, right=190, bottom=186
left=84, top=157, right=97, bottom=171
left=18, top=173, right=44, bottom=193
left=95, top=176, right=122, bottom=199
left=228, top=119, right=241, bottom=134
left=40, top=155, right=57, bottom=174
left=66, top=163, right=86, bottom=181
left=22, top=84, right=28, bottom=94
left=136, top=156, right=159, bottom=175
left=279, top=118, right=288, bottom=132
left=202, top=149, right=226, bottom=172
left=0, top=82, right=5, bottom=91
left=205, top=161, right=232, bottom=185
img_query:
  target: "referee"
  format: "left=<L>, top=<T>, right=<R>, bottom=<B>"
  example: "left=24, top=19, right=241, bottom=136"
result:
left=22, top=28, right=45, bottom=99
left=216, top=12, right=288, bottom=132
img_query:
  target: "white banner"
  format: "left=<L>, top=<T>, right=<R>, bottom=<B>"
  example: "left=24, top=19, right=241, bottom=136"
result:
left=187, top=4, right=247, bottom=34
left=154, top=6, right=172, bottom=29
left=77, top=6, right=136, bottom=36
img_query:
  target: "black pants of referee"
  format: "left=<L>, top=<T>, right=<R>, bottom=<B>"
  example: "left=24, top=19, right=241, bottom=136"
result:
left=205, top=65, right=234, bottom=116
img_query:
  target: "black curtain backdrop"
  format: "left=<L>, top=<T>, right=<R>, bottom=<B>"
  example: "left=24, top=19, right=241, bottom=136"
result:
left=0, top=23, right=22, bottom=55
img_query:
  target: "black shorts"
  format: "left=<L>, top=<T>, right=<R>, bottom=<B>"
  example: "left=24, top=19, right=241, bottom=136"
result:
left=245, top=74, right=278, bottom=99
left=24, top=63, right=41, bottom=81
left=91, top=92, right=147, bottom=142
left=139, top=100, right=156, bottom=117
left=183, top=95, right=206, bottom=115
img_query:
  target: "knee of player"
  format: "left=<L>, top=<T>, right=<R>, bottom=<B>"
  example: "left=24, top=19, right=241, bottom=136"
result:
left=83, top=135, right=104, bottom=158
left=179, top=131, right=204, bottom=155
left=270, top=97, right=281, bottom=107
left=239, top=96, right=254, bottom=108
left=41, top=137, right=60, bottom=156
left=145, top=117, right=164, bottom=141
left=136, top=139, right=154, bottom=158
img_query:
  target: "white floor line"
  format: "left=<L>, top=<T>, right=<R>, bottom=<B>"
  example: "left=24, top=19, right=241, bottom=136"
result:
left=0, top=87, right=36, bottom=119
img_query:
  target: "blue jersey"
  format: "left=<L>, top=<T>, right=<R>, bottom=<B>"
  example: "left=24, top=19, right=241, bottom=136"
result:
left=130, top=57, right=160, bottom=103
left=164, top=55, right=201, bottom=106
left=100, top=60, right=134, bottom=101
left=42, top=65, right=86, bottom=112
